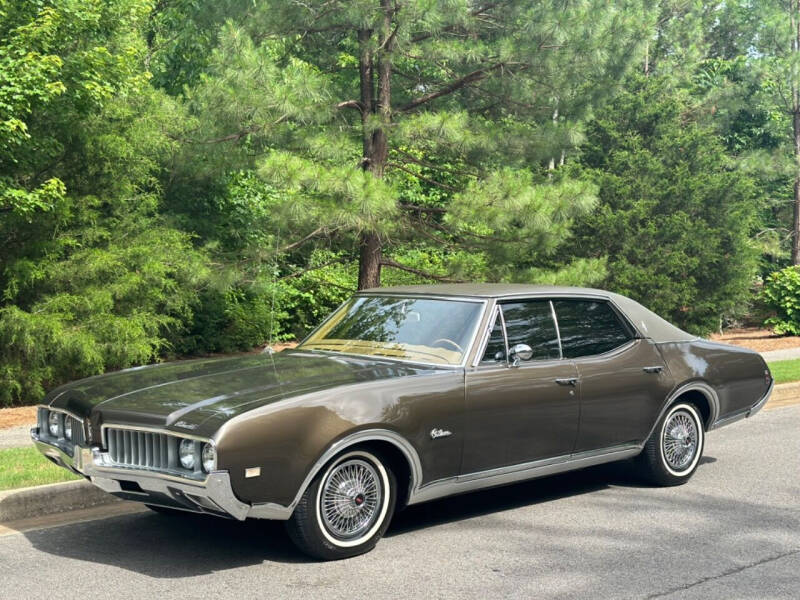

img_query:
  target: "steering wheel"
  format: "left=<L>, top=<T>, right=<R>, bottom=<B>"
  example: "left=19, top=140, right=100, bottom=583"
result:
left=432, top=338, right=464, bottom=353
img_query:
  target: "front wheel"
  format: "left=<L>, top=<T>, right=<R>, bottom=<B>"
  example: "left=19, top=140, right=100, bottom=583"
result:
left=636, top=402, right=705, bottom=486
left=286, top=449, right=396, bottom=560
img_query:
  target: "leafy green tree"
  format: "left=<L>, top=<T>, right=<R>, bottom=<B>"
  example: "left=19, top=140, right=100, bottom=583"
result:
left=173, top=0, right=647, bottom=289
left=569, top=75, right=760, bottom=334
left=0, top=1, right=210, bottom=405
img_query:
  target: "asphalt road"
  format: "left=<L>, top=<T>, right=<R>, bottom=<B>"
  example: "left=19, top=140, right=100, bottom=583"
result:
left=1, top=405, right=798, bottom=600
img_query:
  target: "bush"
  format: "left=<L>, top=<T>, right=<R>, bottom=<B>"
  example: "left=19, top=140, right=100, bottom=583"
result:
left=762, top=266, right=800, bottom=335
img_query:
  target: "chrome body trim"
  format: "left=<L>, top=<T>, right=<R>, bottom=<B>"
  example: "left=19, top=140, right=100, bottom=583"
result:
left=100, top=422, right=213, bottom=447
left=31, top=428, right=250, bottom=521
left=645, top=381, right=720, bottom=436
left=408, top=444, right=641, bottom=505
left=249, top=428, right=424, bottom=520
left=709, top=379, right=774, bottom=430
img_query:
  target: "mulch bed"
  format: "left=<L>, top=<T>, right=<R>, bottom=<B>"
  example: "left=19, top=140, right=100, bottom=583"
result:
left=0, top=407, right=37, bottom=430
left=709, top=327, right=800, bottom=353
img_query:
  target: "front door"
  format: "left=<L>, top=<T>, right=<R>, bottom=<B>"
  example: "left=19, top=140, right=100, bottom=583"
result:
left=462, top=300, right=580, bottom=475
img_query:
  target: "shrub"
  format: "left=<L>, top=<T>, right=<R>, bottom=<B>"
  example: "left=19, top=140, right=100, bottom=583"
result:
left=762, top=266, right=800, bottom=335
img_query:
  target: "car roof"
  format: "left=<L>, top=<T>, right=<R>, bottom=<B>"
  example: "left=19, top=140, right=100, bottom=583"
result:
left=359, top=283, right=697, bottom=343
left=360, top=283, right=612, bottom=299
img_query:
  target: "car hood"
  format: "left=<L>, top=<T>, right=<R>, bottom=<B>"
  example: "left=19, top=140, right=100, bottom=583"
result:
left=44, top=351, right=440, bottom=434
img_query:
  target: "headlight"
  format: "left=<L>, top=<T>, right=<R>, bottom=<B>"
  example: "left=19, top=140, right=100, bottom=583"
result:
left=63, top=417, right=72, bottom=440
left=201, top=443, right=216, bottom=473
left=48, top=412, right=60, bottom=437
left=179, top=439, right=196, bottom=470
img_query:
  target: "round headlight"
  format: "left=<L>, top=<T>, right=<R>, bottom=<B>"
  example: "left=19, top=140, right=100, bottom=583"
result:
left=48, top=412, right=59, bottom=437
left=201, top=443, right=216, bottom=473
left=179, top=439, right=196, bottom=470
left=63, top=417, right=72, bottom=440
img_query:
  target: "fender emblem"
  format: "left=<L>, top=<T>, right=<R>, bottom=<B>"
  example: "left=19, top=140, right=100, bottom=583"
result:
left=430, top=428, right=452, bottom=440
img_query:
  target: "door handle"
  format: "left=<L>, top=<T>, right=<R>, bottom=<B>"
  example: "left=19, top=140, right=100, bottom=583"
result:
left=555, top=377, right=579, bottom=387
left=643, top=366, right=663, bottom=374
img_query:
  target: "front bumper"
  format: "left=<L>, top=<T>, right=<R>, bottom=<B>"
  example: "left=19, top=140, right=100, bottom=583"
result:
left=32, top=428, right=252, bottom=520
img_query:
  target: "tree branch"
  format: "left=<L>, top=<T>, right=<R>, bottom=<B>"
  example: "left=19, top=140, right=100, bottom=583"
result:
left=277, top=225, right=333, bottom=255
left=386, top=162, right=459, bottom=191
left=278, top=257, right=350, bottom=281
left=337, top=100, right=364, bottom=113
left=380, top=258, right=465, bottom=282
left=397, top=63, right=507, bottom=112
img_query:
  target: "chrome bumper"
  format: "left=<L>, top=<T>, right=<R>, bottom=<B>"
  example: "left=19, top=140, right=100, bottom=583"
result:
left=31, top=428, right=254, bottom=520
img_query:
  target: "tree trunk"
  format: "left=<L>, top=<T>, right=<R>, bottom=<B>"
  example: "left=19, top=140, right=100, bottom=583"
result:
left=358, top=231, right=382, bottom=289
left=356, top=2, right=394, bottom=289
left=792, top=1, right=800, bottom=264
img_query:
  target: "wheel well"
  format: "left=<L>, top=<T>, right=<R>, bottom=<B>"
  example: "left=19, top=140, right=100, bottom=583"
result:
left=673, top=389, right=713, bottom=430
left=354, top=440, right=413, bottom=511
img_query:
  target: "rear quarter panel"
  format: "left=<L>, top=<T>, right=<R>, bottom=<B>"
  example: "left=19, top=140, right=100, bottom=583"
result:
left=657, top=340, right=769, bottom=421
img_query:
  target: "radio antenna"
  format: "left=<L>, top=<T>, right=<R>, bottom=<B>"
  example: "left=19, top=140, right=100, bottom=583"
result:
left=266, top=225, right=280, bottom=354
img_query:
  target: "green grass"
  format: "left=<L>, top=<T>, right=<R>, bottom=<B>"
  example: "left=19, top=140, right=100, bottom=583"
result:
left=767, top=358, right=800, bottom=385
left=0, top=446, right=81, bottom=491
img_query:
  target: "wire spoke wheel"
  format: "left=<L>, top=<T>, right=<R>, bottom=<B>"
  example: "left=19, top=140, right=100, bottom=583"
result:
left=662, top=409, right=699, bottom=471
left=320, top=458, right=383, bottom=541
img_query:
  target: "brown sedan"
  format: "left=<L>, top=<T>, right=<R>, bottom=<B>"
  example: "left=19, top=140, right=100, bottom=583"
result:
left=32, top=284, right=773, bottom=560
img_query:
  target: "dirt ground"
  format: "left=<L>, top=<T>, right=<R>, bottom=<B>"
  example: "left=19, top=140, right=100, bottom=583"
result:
left=709, top=327, right=800, bottom=352
left=0, top=407, right=37, bottom=430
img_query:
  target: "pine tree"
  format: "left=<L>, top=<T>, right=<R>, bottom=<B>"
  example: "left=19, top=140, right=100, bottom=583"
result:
left=177, top=0, right=648, bottom=288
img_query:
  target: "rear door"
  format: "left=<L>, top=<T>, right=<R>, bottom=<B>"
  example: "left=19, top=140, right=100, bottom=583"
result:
left=462, top=300, right=580, bottom=474
left=551, top=299, right=675, bottom=452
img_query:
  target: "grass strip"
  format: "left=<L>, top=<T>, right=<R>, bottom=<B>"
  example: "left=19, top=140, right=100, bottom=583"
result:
left=0, top=446, right=80, bottom=491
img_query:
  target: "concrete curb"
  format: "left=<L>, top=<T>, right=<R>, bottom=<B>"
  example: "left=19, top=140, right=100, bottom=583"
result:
left=0, top=480, right=120, bottom=523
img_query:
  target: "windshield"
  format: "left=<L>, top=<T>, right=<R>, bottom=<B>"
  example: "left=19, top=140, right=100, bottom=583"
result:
left=299, top=296, right=484, bottom=366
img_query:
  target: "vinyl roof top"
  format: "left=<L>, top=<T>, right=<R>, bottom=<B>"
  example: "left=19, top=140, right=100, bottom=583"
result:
left=359, top=283, right=612, bottom=298
left=359, top=283, right=698, bottom=343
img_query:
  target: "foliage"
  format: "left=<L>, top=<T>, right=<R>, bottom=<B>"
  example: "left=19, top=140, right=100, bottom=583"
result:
left=570, top=75, right=760, bottom=334
left=762, top=266, right=800, bottom=335
left=2, top=0, right=796, bottom=404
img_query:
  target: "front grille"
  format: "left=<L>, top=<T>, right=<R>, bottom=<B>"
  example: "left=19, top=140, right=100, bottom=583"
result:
left=106, top=428, right=175, bottom=470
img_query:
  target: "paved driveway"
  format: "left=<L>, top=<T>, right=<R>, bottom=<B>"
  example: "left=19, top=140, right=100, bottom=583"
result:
left=1, top=404, right=798, bottom=599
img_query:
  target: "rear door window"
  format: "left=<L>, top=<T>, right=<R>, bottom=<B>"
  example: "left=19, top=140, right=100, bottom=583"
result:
left=552, top=299, right=632, bottom=358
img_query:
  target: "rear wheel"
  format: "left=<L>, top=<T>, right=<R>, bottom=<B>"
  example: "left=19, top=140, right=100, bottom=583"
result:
left=286, top=449, right=396, bottom=560
left=636, top=402, right=704, bottom=486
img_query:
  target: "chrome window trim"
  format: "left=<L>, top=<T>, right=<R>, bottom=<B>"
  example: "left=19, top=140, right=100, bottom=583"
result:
left=549, top=299, right=564, bottom=359
left=297, top=294, right=489, bottom=369
left=472, top=304, right=501, bottom=368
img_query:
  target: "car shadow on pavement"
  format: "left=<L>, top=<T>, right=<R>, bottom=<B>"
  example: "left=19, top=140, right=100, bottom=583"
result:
left=21, top=458, right=680, bottom=575
left=388, top=458, right=655, bottom=536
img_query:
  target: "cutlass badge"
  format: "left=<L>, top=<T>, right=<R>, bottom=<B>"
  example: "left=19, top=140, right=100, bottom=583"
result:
left=430, top=428, right=452, bottom=440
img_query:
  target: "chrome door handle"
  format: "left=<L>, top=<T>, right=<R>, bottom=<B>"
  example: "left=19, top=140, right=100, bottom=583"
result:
left=555, top=377, right=579, bottom=387
left=643, top=366, right=663, bottom=374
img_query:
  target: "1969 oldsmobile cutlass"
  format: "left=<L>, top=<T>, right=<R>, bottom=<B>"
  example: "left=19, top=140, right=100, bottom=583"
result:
left=33, top=284, right=772, bottom=559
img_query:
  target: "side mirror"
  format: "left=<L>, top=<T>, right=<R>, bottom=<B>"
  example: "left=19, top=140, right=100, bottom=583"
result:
left=510, top=343, right=533, bottom=366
